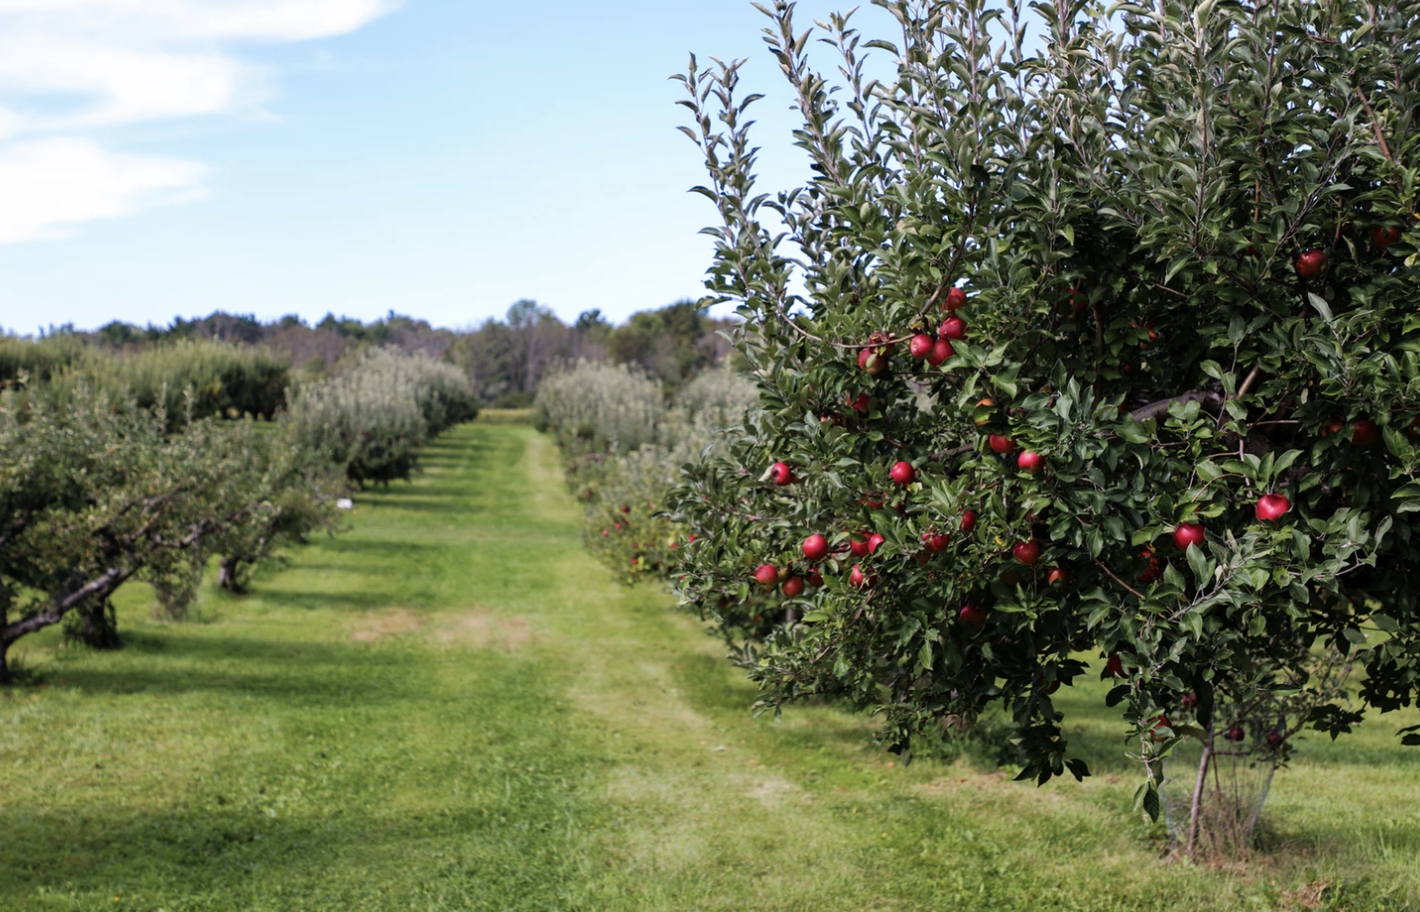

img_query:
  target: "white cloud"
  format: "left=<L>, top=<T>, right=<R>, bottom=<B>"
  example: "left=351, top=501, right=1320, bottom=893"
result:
left=0, top=138, right=206, bottom=242
left=0, top=0, right=397, bottom=243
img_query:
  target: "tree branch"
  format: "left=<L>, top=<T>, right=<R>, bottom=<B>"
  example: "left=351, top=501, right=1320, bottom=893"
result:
left=1129, top=391, right=1223, bottom=424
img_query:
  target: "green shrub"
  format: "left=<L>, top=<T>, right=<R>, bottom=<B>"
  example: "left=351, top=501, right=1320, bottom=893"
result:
left=0, top=386, right=340, bottom=677
left=27, top=339, right=291, bottom=424
left=534, top=360, right=665, bottom=456
left=286, top=349, right=477, bottom=487
left=0, top=334, right=88, bottom=386
left=538, top=359, right=759, bottom=584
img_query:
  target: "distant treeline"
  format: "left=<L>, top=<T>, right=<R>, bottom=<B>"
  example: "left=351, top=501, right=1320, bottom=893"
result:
left=16, top=298, right=735, bottom=408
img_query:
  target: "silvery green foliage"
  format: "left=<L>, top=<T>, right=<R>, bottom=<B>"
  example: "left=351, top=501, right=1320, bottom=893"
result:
left=534, top=360, right=666, bottom=456
left=670, top=365, right=761, bottom=442
left=286, top=349, right=477, bottom=486
left=538, top=359, right=759, bottom=583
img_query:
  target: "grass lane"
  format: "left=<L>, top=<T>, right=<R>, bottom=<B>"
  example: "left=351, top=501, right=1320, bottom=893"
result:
left=1, top=423, right=1417, bottom=911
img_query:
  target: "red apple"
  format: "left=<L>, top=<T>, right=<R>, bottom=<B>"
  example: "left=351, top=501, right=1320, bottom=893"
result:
left=849, top=564, right=873, bottom=590
left=927, top=338, right=953, bottom=366
left=1149, top=715, right=1173, bottom=742
left=849, top=533, right=872, bottom=558
left=1105, top=655, right=1124, bottom=678
left=770, top=461, right=795, bottom=486
left=867, top=532, right=886, bottom=555
left=1013, top=540, right=1042, bottom=565
left=1181, top=694, right=1198, bottom=710
left=909, top=333, right=935, bottom=359
left=1267, top=731, right=1282, bottom=747
left=1373, top=226, right=1402, bottom=249
left=848, top=393, right=871, bottom=413
left=1294, top=248, right=1327, bottom=280
left=1226, top=726, right=1245, bottom=742
left=1321, top=416, right=1345, bottom=437
left=806, top=567, right=824, bottom=587
left=939, top=317, right=967, bottom=340
left=890, top=461, right=916, bottom=486
left=1139, top=550, right=1164, bottom=583
left=1173, top=522, right=1206, bottom=551
left=753, top=564, right=779, bottom=589
left=857, top=346, right=886, bottom=374
left=973, top=398, right=996, bottom=426
left=782, top=576, right=805, bottom=597
left=922, top=531, right=950, bottom=553
left=1352, top=419, right=1380, bottom=446
left=1017, top=451, right=1044, bottom=474
left=960, top=510, right=978, bottom=533
left=943, top=287, right=967, bottom=312
left=959, top=604, right=986, bottom=630
left=802, top=533, right=830, bottom=562
left=1067, top=287, right=1088, bottom=315
left=1046, top=567, right=1069, bottom=587
left=1255, top=493, right=1291, bottom=522
left=988, top=434, right=1016, bottom=455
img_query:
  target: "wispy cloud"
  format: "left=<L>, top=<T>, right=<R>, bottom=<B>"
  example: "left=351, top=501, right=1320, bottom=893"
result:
left=0, top=0, right=398, bottom=242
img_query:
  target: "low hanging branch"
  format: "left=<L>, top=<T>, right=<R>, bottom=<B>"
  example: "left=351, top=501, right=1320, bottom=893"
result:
left=1129, top=391, right=1224, bottom=423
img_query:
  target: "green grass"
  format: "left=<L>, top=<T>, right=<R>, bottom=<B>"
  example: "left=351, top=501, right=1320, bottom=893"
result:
left=2, top=424, right=1417, bottom=911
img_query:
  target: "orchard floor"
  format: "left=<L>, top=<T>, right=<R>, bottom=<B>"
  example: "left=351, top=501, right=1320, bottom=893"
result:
left=3, top=423, right=1418, bottom=912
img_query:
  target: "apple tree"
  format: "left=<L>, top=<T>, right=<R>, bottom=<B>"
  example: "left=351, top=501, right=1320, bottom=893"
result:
left=671, top=0, right=1420, bottom=849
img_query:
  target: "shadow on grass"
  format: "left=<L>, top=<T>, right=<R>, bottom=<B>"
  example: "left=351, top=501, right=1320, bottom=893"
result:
left=51, top=631, right=427, bottom=703
left=0, top=774, right=593, bottom=911
left=246, top=588, right=408, bottom=613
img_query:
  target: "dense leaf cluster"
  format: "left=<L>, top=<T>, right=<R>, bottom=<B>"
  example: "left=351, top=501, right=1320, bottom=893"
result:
left=285, top=349, right=479, bottom=487
left=536, top=362, right=759, bottom=584
left=0, top=388, right=343, bottom=681
left=1, top=337, right=290, bottom=425
left=671, top=0, right=1420, bottom=801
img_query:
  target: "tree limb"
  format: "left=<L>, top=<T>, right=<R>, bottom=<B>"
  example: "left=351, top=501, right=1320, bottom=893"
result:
left=1129, top=391, right=1223, bottom=424
left=0, top=566, right=133, bottom=647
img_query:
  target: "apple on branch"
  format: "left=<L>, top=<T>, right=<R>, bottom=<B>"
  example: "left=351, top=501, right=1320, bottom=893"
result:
left=802, top=533, right=829, bottom=562
left=1294, top=249, right=1328, bottom=279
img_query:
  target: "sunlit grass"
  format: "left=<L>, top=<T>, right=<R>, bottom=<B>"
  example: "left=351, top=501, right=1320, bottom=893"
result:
left=1, top=424, right=1416, bottom=911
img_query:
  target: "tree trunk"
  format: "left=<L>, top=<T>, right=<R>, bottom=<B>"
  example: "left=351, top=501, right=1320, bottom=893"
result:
left=1185, top=726, right=1215, bottom=858
left=0, top=643, right=11, bottom=685
left=66, top=599, right=121, bottom=649
left=217, top=556, right=242, bottom=593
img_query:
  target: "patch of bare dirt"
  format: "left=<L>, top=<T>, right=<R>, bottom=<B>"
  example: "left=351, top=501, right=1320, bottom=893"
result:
left=347, top=608, right=425, bottom=643
left=1280, top=880, right=1332, bottom=910
left=433, top=607, right=536, bottom=651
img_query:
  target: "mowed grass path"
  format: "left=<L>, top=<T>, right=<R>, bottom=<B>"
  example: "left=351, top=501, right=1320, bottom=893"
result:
left=3, top=424, right=1418, bottom=911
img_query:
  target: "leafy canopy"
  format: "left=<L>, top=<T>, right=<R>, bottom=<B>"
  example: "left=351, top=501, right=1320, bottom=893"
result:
left=671, top=0, right=1420, bottom=805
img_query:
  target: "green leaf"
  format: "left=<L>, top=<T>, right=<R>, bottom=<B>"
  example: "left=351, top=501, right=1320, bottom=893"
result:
left=1186, top=543, right=1211, bottom=587
left=1307, top=292, right=1334, bottom=323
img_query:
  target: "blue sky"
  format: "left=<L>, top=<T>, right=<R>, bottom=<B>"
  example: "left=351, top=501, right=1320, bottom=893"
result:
left=0, top=0, right=900, bottom=334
